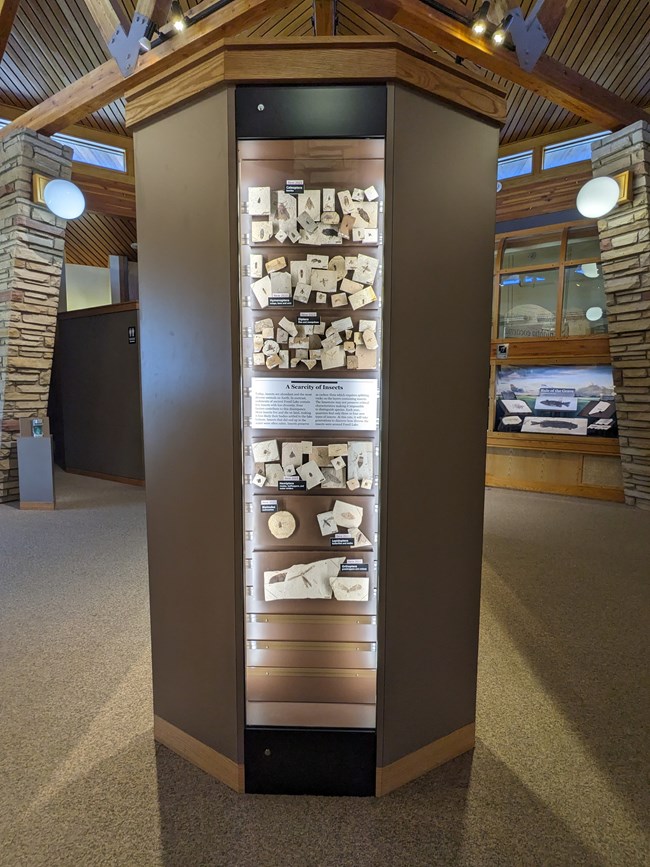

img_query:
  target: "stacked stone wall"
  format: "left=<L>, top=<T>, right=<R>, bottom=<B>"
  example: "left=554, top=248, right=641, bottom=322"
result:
left=592, top=120, right=650, bottom=509
left=0, top=130, right=71, bottom=502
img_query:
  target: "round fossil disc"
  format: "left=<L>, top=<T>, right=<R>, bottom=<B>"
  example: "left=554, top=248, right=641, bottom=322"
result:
left=328, top=256, right=346, bottom=280
left=268, top=510, right=296, bottom=539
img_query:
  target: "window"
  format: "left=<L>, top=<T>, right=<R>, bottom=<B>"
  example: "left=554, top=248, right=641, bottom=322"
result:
left=502, top=235, right=561, bottom=270
left=495, top=227, right=606, bottom=340
left=498, top=269, right=559, bottom=338
left=497, top=150, right=533, bottom=181
left=0, top=119, right=127, bottom=173
left=542, top=131, right=611, bottom=170
left=51, top=132, right=127, bottom=172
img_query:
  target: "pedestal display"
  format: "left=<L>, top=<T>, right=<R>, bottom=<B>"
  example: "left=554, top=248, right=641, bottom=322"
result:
left=132, top=41, right=504, bottom=796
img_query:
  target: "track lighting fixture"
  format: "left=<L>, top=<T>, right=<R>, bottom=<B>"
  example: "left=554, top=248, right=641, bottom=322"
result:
left=170, top=1, right=186, bottom=31
left=471, top=1, right=490, bottom=36
left=492, top=13, right=512, bottom=45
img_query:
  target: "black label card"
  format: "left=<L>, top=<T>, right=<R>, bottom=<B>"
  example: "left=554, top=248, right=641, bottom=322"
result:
left=268, top=296, right=293, bottom=308
left=260, top=500, right=278, bottom=513
left=285, top=180, right=304, bottom=194
left=297, top=311, right=320, bottom=325
left=341, top=562, right=369, bottom=573
left=278, top=479, right=307, bottom=491
left=331, top=536, right=354, bottom=547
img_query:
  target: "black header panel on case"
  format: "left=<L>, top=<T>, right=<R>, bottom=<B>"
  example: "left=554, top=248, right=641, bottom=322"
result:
left=235, top=85, right=387, bottom=140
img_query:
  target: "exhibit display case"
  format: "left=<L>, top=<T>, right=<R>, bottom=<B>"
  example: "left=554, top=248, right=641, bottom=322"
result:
left=238, top=138, right=384, bottom=729
left=133, top=41, right=504, bottom=797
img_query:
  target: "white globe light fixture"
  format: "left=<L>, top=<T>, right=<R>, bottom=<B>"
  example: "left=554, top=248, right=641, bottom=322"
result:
left=586, top=306, right=604, bottom=322
left=43, top=178, right=85, bottom=220
left=576, top=176, right=619, bottom=219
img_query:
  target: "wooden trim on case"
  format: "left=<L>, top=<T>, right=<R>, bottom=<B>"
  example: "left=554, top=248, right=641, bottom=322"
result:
left=153, top=715, right=244, bottom=793
left=376, top=722, right=475, bottom=796
left=485, top=476, right=625, bottom=503
left=64, top=468, right=144, bottom=487
left=19, top=501, right=55, bottom=510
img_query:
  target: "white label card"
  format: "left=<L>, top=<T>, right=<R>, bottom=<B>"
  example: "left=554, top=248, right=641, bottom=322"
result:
left=251, top=378, right=378, bottom=431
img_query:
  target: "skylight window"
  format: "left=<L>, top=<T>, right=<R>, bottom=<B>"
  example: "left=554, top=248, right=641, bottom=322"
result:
left=542, top=131, right=611, bottom=170
left=0, top=119, right=127, bottom=173
left=51, top=132, right=127, bottom=172
left=497, top=150, right=533, bottom=181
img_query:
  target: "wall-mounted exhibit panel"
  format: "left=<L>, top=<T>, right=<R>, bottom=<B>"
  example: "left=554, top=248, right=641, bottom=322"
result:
left=239, top=138, right=384, bottom=731
left=494, top=364, right=618, bottom=438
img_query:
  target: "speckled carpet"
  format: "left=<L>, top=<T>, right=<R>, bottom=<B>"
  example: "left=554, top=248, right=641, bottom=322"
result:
left=0, top=471, right=648, bottom=867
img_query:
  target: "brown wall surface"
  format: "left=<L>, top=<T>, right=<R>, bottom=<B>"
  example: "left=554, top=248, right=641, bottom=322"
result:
left=378, top=85, right=498, bottom=766
left=53, top=307, right=144, bottom=480
left=134, top=88, right=243, bottom=762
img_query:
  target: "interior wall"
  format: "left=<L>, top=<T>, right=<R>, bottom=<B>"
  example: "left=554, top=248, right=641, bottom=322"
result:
left=64, top=264, right=111, bottom=311
left=53, top=307, right=144, bottom=481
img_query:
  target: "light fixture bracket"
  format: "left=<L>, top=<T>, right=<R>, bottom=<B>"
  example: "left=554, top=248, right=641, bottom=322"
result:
left=108, top=13, right=153, bottom=76
left=32, top=172, right=50, bottom=206
left=612, top=169, right=632, bottom=206
left=506, top=7, right=549, bottom=71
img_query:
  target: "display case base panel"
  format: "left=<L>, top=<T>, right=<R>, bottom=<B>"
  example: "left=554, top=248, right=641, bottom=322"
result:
left=247, top=701, right=376, bottom=728
left=245, top=727, right=376, bottom=796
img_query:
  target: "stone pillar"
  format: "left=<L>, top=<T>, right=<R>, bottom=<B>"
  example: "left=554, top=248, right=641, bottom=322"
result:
left=591, top=120, right=650, bottom=509
left=0, top=130, right=72, bottom=502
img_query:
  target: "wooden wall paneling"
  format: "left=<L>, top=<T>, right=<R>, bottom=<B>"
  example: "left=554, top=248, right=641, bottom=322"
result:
left=495, top=168, right=591, bottom=222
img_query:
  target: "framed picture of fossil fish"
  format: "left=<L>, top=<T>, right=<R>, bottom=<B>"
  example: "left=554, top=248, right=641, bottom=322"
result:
left=534, top=392, right=578, bottom=413
left=521, top=416, right=588, bottom=436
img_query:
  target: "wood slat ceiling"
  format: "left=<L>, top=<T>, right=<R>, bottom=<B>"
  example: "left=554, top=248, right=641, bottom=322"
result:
left=65, top=211, right=137, bottom=265
left=0, top=0, right=647, bottom=142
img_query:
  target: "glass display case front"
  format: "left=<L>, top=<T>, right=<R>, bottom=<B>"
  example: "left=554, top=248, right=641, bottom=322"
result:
left=494, top=364, right=618, bottom=437
left=238, top=139, right=384, bottom=730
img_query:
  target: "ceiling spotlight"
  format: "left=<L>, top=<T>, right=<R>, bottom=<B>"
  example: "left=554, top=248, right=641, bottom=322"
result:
left=471, top=1, right=490, bottom=36
left=492, top=13, right=512, bottom=45
left=170, top=0, right=186, bottom=31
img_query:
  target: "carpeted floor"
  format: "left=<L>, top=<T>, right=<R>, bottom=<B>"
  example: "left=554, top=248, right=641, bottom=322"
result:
left=0, top=470, right=648, bottom=867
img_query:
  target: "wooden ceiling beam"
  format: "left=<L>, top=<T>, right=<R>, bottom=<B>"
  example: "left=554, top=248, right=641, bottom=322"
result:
left=361, top=0, right=646, bottom=129
left=536, top=0, right=569, bottom=43
left=313, top=0, right=336, bottom=35
left=137, top=0, right=173, bottom=30
left=0, top=0, right=20, bottom=60
left=0, top=0, right=282, bottom=138
left=81, top=0, right=124, bottom=45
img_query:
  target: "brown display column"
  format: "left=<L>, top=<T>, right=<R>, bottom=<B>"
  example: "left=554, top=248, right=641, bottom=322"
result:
left=591, top=121, right=650, bottom=510
left=0, top=130, right=71, bottom=502
left=129, top=39, right=505, bottom=796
